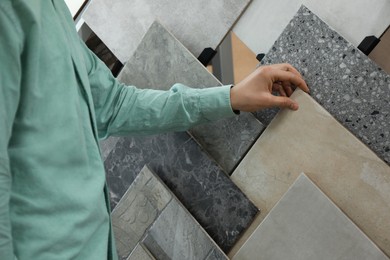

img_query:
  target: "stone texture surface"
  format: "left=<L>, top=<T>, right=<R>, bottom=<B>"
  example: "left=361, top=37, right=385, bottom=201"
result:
left=127, top=243, right=155, bottom=260
left=111, top=166, right=172, bottom=259
left=117, top=21, right=264, bottom=174
left=100, top=137, right=120, bottom=161
left=83, top=0, right=251, bottom=63
left=143, top=199, right=227, bottom=260
left=256, top=5, right=390, bottom=163
left=105, top=131, right=259, bottom=253
left=231, top=89, right=390, bottom=256
left=233, top=174, right=389, bottom=260
left=233, top=0, right=390, bottom=54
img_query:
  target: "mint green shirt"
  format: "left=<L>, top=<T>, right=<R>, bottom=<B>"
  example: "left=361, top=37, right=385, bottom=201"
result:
left=0, top=1, right=235, bottom=259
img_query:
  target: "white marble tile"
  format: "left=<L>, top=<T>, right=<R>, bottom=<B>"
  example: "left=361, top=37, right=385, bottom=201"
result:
left=233, top=0, right=390, bottom=54
left=231, top=89, right=390, bottom=256
left=233, top=174, right=389, bottom=260
left=83, top=0, right=251, bottom=63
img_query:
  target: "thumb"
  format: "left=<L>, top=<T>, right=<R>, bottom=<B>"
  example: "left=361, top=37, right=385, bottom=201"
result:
left=271, top=96, right=299, bottom=110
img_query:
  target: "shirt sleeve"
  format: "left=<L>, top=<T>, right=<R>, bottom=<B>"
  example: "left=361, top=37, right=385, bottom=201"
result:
left=0, top=3, right=23, bottom=259
left=79, top=40, right=236, bottom=139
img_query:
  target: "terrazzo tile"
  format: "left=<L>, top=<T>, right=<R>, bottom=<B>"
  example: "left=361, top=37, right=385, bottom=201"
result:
left=127, top=243, right=156, bottom=260
left=256, top=5, right=390, bottom=163
left=105, top=132, right=259, bottom=252
left=111, top=166, right=172, bottom=259
left=233, top=0, right=390, bottom=54
left=233, top=174, right=389, bottom=260
left=117, top=21, right=264, bottom=174
left=231, top=89, right=390, bottom=256
left=142, top=196, right=227, bottom=260
left=83, top=0, right=251, bottom=63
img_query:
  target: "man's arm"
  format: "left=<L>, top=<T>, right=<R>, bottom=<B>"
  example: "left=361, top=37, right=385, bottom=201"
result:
left=0, top=3, right=23, bottom=259
left=79, top=40, right=236, bottom=139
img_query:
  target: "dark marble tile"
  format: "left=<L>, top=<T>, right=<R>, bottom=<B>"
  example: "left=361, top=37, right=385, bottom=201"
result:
left=256, top=5, right=390, bottom=164
left=117, top=21, right=264, bottom=174
left=105, top=132, right=259, bottom=252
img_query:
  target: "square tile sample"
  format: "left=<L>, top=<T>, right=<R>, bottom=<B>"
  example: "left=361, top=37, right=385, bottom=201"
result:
left=142, top=190, right=227, bottom=260
left=256, top=5, right=390, bottom=163
left=113, top=166, right=227, bottom=260
left=233, top=0, right=390, bottom=54
left=231, top=89, right=390, bottom=256
left=233, top=174, right=389, bottom=260
left=111, top=166, right=172, bottom=259
left=105, top=131, right=259, bottom=252
left=83, top=0, right=251, bottom=63
left=117, top=21, right=264, bottom=174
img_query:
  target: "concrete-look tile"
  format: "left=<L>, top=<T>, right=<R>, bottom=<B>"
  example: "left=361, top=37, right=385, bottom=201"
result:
left=231, top=89, right=390, bottom=256
left=257, top=5, right=390, bottom=164
left=142, top=198, right=227, bottom=260
left=117, top=21, right=264, bottom=174
left=233, top=0, right=390, bottom=54
left=111, top=166, right=172, bottom=259
left=83, top=0, right=251, bottom=63
left=127, top=243, right=155, bottom=260
left=233, top=174, right=389, bottom=260
left=105, top=131, right=259, bottom=252
left=100, top=136, right=120, bottom=161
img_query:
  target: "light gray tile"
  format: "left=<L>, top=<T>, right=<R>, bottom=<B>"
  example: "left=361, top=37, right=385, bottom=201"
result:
left=142, top=197, right=228, bottom=260
left=117, top=21, right=264, bottom=173
left=83, top=0, right=251, bottom=63
left=231, top=89, right=390, bottom=256
left=127, top=243, right=155, bottom=260
left=100, top=136, right=120, bottom=160
left=233, top=174, right=389, bottom=260
left=111, top=166, right=172, bottom=259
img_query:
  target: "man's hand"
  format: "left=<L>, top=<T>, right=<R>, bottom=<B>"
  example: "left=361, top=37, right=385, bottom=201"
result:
left=230, top=63, right=309, bottom=112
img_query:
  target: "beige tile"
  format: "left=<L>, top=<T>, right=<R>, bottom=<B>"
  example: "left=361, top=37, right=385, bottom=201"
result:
left=231, top=89, right=390, bottom=256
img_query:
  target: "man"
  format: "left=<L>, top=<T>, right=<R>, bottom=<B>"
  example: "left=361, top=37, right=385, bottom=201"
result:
left=0, top=1, right=309, bottom=259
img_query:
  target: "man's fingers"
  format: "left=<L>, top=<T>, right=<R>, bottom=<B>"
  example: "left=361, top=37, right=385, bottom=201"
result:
left=271, top=95, right=299, bottom=110
left=270, top=69, right=310, bottom=93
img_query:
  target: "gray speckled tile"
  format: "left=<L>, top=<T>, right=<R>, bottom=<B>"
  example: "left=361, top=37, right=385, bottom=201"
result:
left=111, top=166, right=172, bottom=259
left=126, top=243, right=155, bottom=260
left=105, top=132, right=259, bottom=252
left=142, top=190, right=227, bottom=260
left=83, top=0, right=251, bottom=63
left=233, top=174, right=389, bottom=260
left=256, top=5, right=390, bottom=163
left=117, top=21, right=264, bottom=174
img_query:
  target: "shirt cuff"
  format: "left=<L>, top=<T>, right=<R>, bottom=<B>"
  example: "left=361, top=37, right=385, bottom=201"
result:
left=197, top=85, right=237, bottom=122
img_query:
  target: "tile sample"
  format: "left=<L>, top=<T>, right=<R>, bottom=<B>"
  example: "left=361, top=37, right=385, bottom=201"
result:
left=256, top=5, right=390, bottom=163
left=143, top=197, right=227, bottom=260
left=233, top=0, right=390, bottom=54
left=117, top=21, right=264, bottom=174
left=231, top=89, right=390, bottom=256
left=111, top=166, right=172, bottom=259
left=105, top=132, right=259, bottom=252
left=127, top=244, right=155, bottom=260
left=233, top=174, right=389, bottom=260
left=83, top=0, right=251, bottom=63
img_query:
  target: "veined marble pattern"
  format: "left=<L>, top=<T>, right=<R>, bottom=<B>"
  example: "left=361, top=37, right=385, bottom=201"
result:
left=231, top=89, right=390, bottom=256
left=111, top=166, right=172, bottom=259
left=83, top=0, right=251, bottom=63
left=118, top=21, right=264, bottom=174
left=105, top=131, right=258, bottom=252
left=126, top=244, right=155, bottom=260
left=233, top=174, right=389, bottom=260
left=233, top=0, right=390, bottom=54
left=143, top=198, right=227, bottom=260
left=256, top=5, right=390, bottom=163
